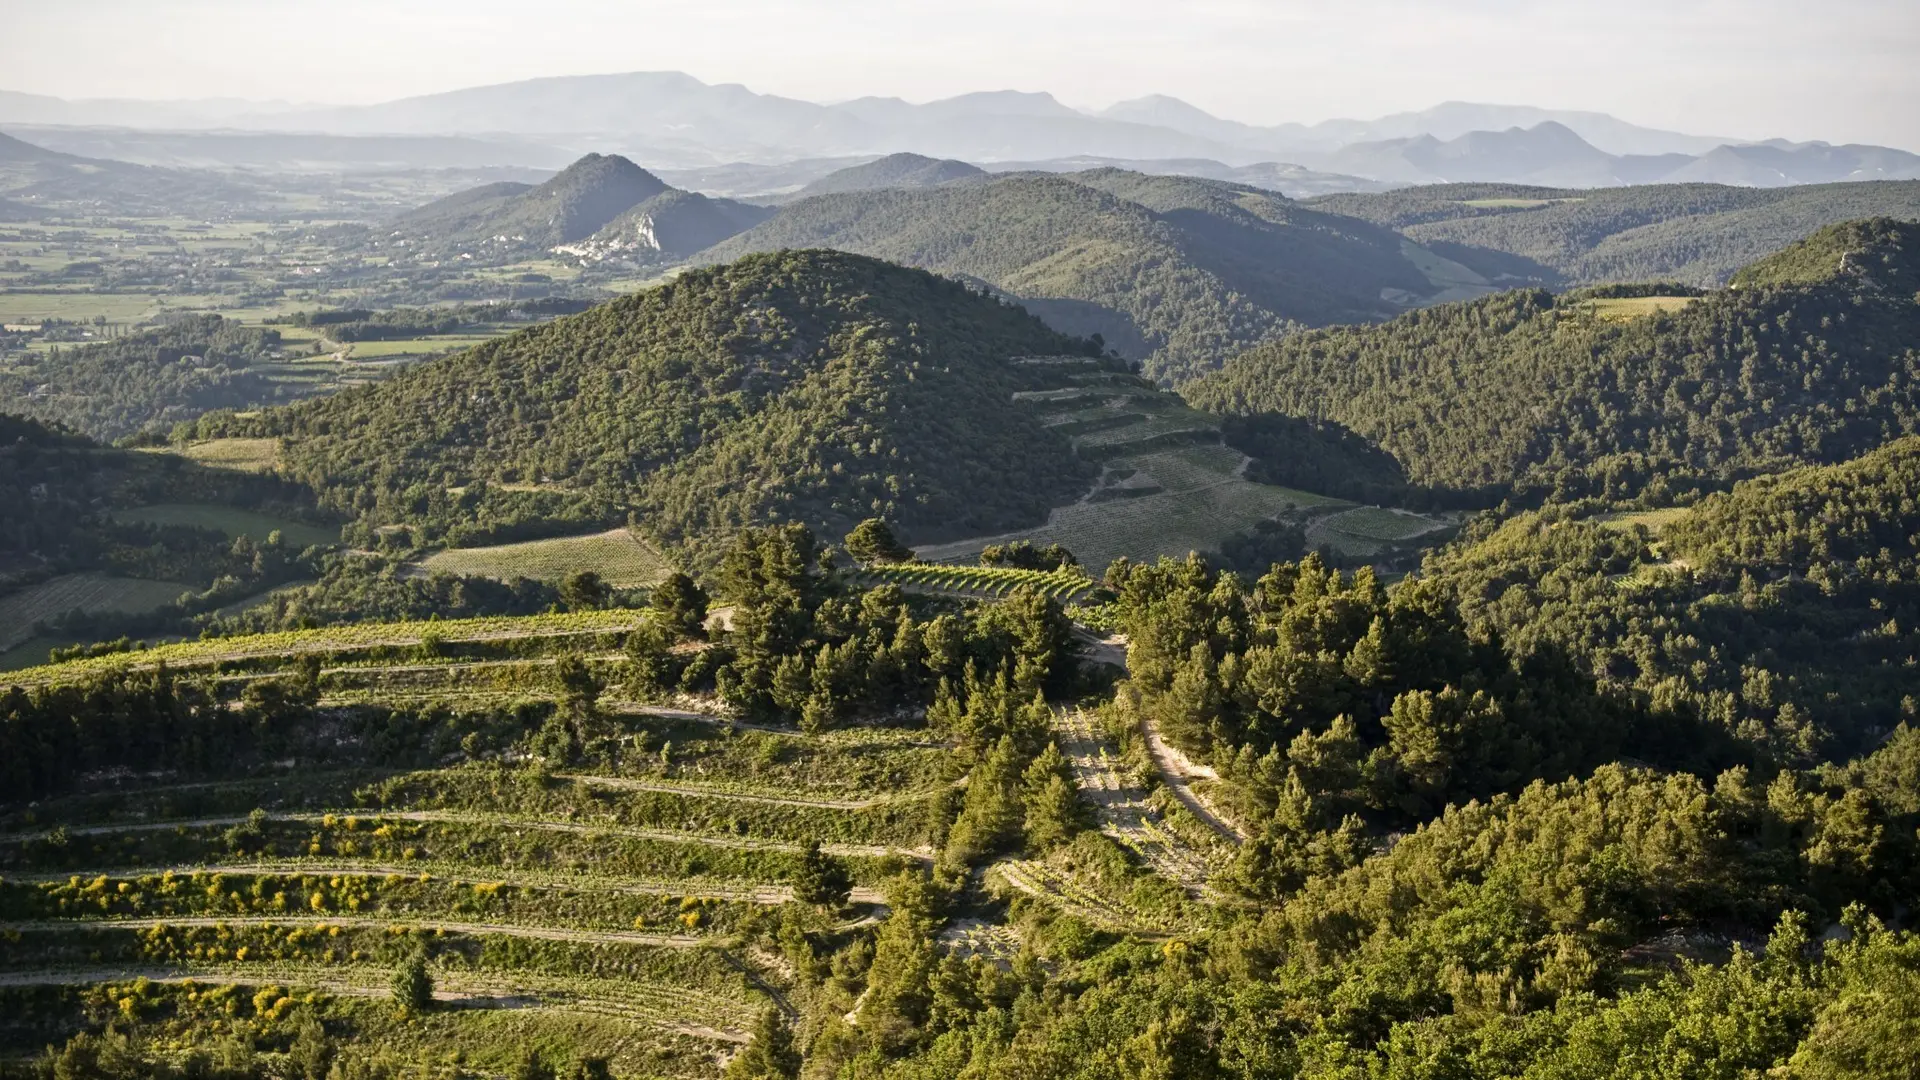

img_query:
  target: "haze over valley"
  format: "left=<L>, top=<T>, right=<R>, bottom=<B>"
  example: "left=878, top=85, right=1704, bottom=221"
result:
left=3, top=4, right=1920, bottom=1079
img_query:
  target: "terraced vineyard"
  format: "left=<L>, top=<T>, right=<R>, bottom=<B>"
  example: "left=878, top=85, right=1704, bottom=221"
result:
left=0, top=612, right=971, bottom=1074
left=1306, top=504, right=1455, bottom=558
left=0, top=526, right=1251, bottom=1068
left=990, top=708, right=1230, bottom=933
left=919, top=359, right=1448, bottom=568
left=3, top=609, right=652, bottom=685
left=917, top=441, right=1352, bottom=570
left=418, top=528, right=674, bottom=588
left=0, top=573, right=190, bottom=652
left=848, top=563, right=1098, bottom=602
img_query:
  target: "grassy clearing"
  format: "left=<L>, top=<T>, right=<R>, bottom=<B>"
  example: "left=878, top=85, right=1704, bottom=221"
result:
left=0, top=573, right=189, bottom=650
left=343, top=335, right=501, bottom=360
left=115, top=503, right=339, bottom=548
left=1582, top=296, right=1699, bottom=320
left=919, top=446, right=1347, bottom=570
left=3, top=608, right=650, bottom=684
left=420, top=529, right=673, bottom=588
left=1457, top=197, right=1583, bottom=209
left=1398, top=238, right=1492, bottom=294
left=156, top=437, right=284, bottom=473
left=0, top=636, right=60, bottom=672
left=1597, top=506, right=1695, bottom=533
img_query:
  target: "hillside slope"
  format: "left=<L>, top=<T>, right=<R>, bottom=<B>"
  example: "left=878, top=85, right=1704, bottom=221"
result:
left=700, top=170, right=1492, bottom=383
left=0, top=130, right=257, bottom=216
left=560, top=189, right=775, bottom=263
left=1186, top=218, right=1920, bottom=502
left=390, top=152, right=671, bottom=257
left=1423, top=435, right=1920, bottom=759
left=1308, top=179, right=1920, bottom=284
left=788, top=152, right=985, bottom=198
left=0, top=316, right=310, bottom=441
left=190, top=250, right=1104, bottom=560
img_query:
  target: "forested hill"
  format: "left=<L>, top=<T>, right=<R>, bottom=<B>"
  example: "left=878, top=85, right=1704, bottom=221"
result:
left=1423, top=434, right=1920, bottom=763
left=186, top=250, right=1103, bottom=560
left=787, top=152, right=984, bottom=198
left=0, top=316, right=296, bottom=441
left=388, top=152, right=774, bottom=262
left=1306, top=179, right=1920, bottom=285
left=1186, top=218, right=1920, bottom=504
left=390, top=153, right=669, bottom=256
left=699, top=170, right=1487, bottom=383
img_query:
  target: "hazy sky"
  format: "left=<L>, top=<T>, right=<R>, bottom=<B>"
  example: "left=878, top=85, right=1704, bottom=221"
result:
left=7, top=0, right=1918, bottom=147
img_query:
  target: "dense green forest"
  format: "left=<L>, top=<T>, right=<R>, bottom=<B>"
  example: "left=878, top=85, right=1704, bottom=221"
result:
left=5, top=205, right=1920, bottom=1080
left=184, top=251, right=1106, bottom=562
left=1187, top=218, right=1920, bottom=504
left=0, top=414, right=318, bottom=585
left=700, top=170, right=1474, bottom=383
left=1423, top=434, right=1920, bottom=763
left=4, top=508, right=1916, bottom=1078
left=1308, top=179, right=1920, bottom=285
left=0, top=317, right=307, bottom=441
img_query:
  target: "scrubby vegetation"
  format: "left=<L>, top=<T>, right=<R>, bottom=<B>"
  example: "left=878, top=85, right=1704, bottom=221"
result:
left=182, top=251, right=1107, bottom=563
left=5, top=220, right=1919, bottom=1080
left=1188, top=218, right=1920, bottom=505
left=703, top=170, right=1461, bottom=383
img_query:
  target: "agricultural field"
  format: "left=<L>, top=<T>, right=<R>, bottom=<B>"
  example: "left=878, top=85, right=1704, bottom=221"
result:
left=338, top=334, right=503, bottom=360
left=0, top=572, right=189, bottom=651
left=1307, top=505, right=1453, bottom=558
left=1597, top=506, right=1695, bottom=533
left=0, top=635, right=61, bottom=672
left=419, top=529, right=674, bottom=589
left=0, top=291, right=178, bottom=325
left=921, top=362, right=1454, bottom=570
left=114, top=503, right=341, bottom=549
left=155, top=437, right=284, bottom=473
left=918, top=443, right=1348, bottom=571
left=1580, top=295, right=1700, bottom=320
left=1395, top=237, right=1500, bottom=302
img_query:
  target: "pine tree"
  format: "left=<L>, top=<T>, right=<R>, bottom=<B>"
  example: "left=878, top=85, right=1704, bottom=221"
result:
left=845, top=518, right=913, bottom=566
left=650, top=571, right=710, bottom=640
left=1021, top=743, right=1087, bottom=853
left=560, top=570, right=609, bottom=612
left=725, top=1008, right=800, bottom=1079
left=792, top=841, right=852, bottom=909
left=391, top=949, right=432, bottom=1014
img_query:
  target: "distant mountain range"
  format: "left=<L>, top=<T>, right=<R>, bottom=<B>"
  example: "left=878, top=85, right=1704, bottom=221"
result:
left=4, top=72, right=1914, bottom=191
left=1315, top=122, right=1920, bottom=187
left=0, top=129, right=257, bottom=216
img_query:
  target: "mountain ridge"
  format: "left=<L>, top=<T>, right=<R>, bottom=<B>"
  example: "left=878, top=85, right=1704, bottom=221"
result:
left=697, top=168, right=1487, bottom=382
left=10, top=74, right=1909, bottom=185
left=1186, top=217, right=1920, bottom=501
